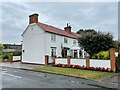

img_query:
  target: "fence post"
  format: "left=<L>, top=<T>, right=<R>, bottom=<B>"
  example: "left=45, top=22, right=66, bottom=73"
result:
left=20, top=56, right=22, bottom=64
left=45, top=55, right=49, bottom=66
left=53, top=56, right=56, bottom=64
left=9, top=56, right=13, bottom=63
left=67, top=56, right=70, bottom=66
left=86, top=56, right=90, bottom=69
left=110, top=48, right=116, bottom=72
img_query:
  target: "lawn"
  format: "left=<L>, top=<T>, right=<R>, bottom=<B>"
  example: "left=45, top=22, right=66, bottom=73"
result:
left=33, top=66, right=112, bottom=80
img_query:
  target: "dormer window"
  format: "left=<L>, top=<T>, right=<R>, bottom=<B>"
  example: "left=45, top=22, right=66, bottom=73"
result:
left=64, top=37, right=68, bottom=43
left=51, top=34, right=56, bottom=42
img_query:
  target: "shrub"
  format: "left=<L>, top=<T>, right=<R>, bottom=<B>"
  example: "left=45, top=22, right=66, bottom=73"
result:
left=72, top=65, right=80, bottom=69
left=52, top=64, right=112, bottom=72
left=2, top=52, right=13, bottom=59
left=116, top=54, right=120, bottom=72
left=12, top=52, right=22, bottom=56
left=92, top=50, right=110, bottom=60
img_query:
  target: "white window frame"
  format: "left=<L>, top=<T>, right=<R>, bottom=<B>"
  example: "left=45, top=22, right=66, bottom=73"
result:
left=64, top=37, right=68, bottom=43
left=51, top=34, right=56, bottom=42
left=73, top=40, right=76, bottom=45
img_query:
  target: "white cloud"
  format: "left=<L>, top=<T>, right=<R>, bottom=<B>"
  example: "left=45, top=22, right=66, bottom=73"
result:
left=2, top=2, right=118, bottom=44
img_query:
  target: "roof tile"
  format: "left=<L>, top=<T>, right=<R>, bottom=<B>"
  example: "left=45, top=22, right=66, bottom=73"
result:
left=37, top=22, right=80, bottom=39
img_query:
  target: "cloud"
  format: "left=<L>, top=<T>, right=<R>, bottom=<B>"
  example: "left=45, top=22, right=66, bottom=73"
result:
left=2, top=2, right=118, bottom=44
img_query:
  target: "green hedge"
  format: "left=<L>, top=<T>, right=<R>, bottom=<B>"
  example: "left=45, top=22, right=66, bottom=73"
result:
left=92, top=51, right=110, bottom=60
left=2, top=52, right=22, bottom=59
left=2, top=52, right=13, bottom=59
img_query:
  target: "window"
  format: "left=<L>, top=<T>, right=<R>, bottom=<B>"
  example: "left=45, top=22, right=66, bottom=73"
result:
left=64, top=37, right=68, bottom=43
left=73, top=40, right=76, bottom=44
left=51, top=34, right=56, bottom=42
left=51, top=47, right=56, bottom=57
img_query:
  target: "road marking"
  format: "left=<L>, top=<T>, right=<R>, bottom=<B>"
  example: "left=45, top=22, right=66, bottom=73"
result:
left=2, top=72, right=21, bottom=79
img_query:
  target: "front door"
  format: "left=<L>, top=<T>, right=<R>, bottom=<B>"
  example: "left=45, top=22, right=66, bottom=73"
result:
left=51, top=47, right=56, bottom=57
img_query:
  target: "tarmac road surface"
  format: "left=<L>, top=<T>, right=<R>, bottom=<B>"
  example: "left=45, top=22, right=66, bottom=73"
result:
left=2, top=67, right=118, bottom=90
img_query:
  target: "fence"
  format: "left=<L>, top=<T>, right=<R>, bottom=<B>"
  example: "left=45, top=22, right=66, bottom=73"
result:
left=45, top=48, right=116, bottom=72
left=90, top=59, right=110, bottom=68
left=55, top=58, right=67, bottom=64
left=55, top=58, right=110, bottom=68
left=10, top=55, right=22, bottom=63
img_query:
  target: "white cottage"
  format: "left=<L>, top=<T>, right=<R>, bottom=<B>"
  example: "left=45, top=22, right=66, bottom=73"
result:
left=22, top=13, right=85, bottom=64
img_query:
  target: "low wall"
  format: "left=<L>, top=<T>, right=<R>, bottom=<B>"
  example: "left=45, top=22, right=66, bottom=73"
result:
left=13, top=56, right=21, bottom=61
left=71, top=59, right=86, bottom=66
left=90, top=59, right=110, bottom=68
left=55, top=58, right=110, bottom=68
left=55, top=58, right=67, bottom=64
left=48, top=56, right=53, bottom=63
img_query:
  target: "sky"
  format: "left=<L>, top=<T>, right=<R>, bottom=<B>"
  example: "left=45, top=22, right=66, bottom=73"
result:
left=1, top=1, right=118, bottom=44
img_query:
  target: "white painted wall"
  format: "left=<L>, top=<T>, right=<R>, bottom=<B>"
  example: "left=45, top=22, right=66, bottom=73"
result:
left=45, top=32, right=78, bottom=57
left=71, top=59, right=86, bottom=66
left=55, top=58, right=67, bottom=64
left=22, top=23, right=79, bottom=64
left=22, top=23, right=45, bottom=64
left=90, top=59, right=110, bottom=68
left=55, top=58, right=110, bottom=68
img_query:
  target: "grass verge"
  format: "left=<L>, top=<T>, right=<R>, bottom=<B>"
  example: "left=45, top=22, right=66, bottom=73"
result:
left=33, top=66, right=112, bottom=80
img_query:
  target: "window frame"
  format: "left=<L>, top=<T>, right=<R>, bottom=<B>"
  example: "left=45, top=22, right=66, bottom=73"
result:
left=64, top=37, right=68, bottom=43
left=51, top=34, right=56, bottom=42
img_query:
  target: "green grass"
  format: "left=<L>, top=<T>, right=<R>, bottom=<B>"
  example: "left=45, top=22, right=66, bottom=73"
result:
left=33, top=66, right=112, bottom=80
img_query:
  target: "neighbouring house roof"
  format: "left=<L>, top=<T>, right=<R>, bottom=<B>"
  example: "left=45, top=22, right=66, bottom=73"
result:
left=37, top=22, right=80, bottom=39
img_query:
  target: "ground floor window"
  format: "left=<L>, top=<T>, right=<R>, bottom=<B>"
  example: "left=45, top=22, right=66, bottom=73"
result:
left=61, top=47, right=69, bottom=58
left=74, top=50, right=78, bottom=58
left=51, top=47, right=56, bottom=57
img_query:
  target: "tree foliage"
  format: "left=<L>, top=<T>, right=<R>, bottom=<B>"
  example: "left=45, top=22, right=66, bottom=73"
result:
left=0, top=43, right=4, bottom=51
left=112, top=40, right=120, bottom=51
left=77, top=31, right=114, bottom=56
left=76, top=29, right=97, bottom=34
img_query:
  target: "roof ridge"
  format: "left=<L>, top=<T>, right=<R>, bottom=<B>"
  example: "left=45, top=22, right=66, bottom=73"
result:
left=38, top=22, right=64, bottom=31
left=37, top=22, right=80, bottom=39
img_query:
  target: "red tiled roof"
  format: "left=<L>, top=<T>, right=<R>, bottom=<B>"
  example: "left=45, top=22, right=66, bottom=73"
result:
left=37, top=22, right=80, bottom=39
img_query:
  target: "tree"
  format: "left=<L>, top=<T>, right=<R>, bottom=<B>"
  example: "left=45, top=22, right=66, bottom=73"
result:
left=76, top=29, right=97, bottom=34
left=77, top=31, right=114, bottom=56
left=0, top=43, right=4, bottom=52
left=3, top=44, right=8, bottom=49
left=112, top=40, right=120, bottom=51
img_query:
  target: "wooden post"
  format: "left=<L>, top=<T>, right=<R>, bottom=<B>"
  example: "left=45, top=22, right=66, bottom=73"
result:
left=53, top=56, right=55, bottom=64
left=9, top=56, right=13, bottom=63
left=67, top=56, right=70, bottom=66
left=20, top=56, right=22, bottom=64
left=86, top=56, right=90, bottom=69
left=110, top=48, right=116, bottom=72
left=45, top=55, right=49, bottom=66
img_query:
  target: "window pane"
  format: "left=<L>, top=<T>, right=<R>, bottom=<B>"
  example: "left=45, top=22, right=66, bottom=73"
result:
left=51, top=34, right=56, bottom=42
left=64, top=38, right=68, bottom=43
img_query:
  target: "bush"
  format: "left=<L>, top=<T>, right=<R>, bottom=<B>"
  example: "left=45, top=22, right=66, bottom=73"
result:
left=92, top=51, right=110, bottom=60
left=2, top=53, right=13, bottom=59
left=116, top=54, right=120, bottom=72
left=52, top=64, right=112, bottom=72
left=1, top=51, right=22, bottom=59
left=12, top=52, right=22, bottom=56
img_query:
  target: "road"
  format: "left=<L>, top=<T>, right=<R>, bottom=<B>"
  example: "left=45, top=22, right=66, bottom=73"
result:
left=2, top=67, right=118, bottom=89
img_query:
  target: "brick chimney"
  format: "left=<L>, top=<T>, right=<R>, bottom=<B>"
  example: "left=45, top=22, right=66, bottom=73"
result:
left=29, top=13, right=39, bottom=24
left=64, top=23, right=71, bottom=33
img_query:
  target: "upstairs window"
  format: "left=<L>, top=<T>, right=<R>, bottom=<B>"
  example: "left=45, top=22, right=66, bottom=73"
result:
left=73, top=40, right=76, bottom=44
left=64, top=37, right=68, bottom=43
left=51, top=34, right=56, bottom=42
